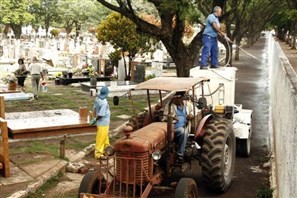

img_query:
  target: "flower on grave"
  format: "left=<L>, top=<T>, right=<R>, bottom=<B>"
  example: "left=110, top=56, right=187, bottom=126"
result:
left=1, top=74, right=17, bottom=84
left=55, top=72, right=62, bottom=78
left=69, top=67, right=81, bottom=75
left=82, top=65, right=98, bottom=77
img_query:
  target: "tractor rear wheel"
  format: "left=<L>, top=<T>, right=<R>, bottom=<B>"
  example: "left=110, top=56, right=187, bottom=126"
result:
left=201, top=118, right=235, bottom=193
left=78, top=170, right=106, bottom=198
left=175, top=178, right=198, bottom=198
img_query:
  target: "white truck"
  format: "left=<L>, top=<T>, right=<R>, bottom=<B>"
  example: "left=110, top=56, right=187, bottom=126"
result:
left=190, top=67, right=253, bottom=157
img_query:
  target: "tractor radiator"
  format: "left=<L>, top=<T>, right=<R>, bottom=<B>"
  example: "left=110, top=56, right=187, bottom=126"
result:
left=115, top=151, right=152, bottom=184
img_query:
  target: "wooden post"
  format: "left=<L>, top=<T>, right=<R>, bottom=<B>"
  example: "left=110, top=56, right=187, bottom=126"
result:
left=60, top=135, right=67, bottom=159
left=0, top=118, right=10, bottom=177
left=0, top=96, right=4, bottom=119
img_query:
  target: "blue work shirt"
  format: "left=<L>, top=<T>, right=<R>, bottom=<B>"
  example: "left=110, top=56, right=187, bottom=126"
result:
left=203, top=13, right=220, bottom=38
left=174, top=105, right=187, bottom=129
left=93, top=97, right=110, bottom=126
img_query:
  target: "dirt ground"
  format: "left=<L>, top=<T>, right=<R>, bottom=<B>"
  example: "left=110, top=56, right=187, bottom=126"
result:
left=278, top=40, right=297, bottom=73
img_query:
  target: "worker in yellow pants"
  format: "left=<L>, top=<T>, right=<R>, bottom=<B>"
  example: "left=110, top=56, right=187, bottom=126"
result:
left=93, top=86, right=111, bottom=160
left=95, top=126, right=110, bottom=159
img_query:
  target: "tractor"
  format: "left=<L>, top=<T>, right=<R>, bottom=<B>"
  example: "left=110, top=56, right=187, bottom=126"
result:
left=78, top=66, right=254, bottom=197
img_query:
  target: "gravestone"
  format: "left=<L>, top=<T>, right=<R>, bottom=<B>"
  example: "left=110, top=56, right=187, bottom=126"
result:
left=118, top=58, right=128, bottom=81
left=151, top=61, right=163, bottom=77
left=134, top=64, right=145, bottom=83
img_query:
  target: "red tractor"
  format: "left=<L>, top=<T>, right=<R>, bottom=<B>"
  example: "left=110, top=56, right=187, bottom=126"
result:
left=78, top=77, right=236, bottom=197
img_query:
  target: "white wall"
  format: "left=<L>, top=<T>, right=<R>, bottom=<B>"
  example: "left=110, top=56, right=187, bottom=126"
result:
left=270, top=35, right=297, bottom=198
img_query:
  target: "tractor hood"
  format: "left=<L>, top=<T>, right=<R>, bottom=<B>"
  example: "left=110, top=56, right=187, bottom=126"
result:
left=114, top=122, right=168, bottom=153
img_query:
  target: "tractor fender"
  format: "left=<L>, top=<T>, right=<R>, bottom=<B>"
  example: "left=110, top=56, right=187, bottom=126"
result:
left=195, top=114, right=213, bottom=139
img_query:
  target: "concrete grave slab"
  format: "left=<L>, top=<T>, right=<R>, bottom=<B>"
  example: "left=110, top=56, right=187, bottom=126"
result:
left=20, top=159, right=62, bottom=178
left=0, top=162, right=33, bottom=185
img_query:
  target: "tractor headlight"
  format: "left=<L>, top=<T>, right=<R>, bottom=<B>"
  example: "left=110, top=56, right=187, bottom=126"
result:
left=151, top=150, right=161, bottom=161
left=105, top=146, right=115, bottom=156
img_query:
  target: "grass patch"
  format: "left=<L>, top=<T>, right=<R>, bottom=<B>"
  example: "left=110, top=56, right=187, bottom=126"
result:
left=65, top=136, right=95, bottom=151
left=10, top=141, right=60, bottom=158
left=256, top=186, right=274, bottom=198
left=27, top=172, right=64, bottom=198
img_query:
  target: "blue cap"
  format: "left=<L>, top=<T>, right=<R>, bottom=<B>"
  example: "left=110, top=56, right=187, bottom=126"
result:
left=98, top=86, right=109, bottom=99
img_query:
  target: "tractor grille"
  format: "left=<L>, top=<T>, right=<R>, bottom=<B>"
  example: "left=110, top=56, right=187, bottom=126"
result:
left=115, top=151, right=151, bottom=184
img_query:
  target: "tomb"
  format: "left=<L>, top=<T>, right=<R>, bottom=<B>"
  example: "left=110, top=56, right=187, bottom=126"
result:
left=5, top=109, right=96, bottom=139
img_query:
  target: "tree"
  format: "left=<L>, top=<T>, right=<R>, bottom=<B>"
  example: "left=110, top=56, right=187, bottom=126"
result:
left=97, top=0, right=202, bottom=77
left=34, top=0, right=59, bottom=37
left=0, top=0, right=39, bottom=39
left=96, top=12, right=156, bottom=80
left=56, top=0, right=99, bottom=40
left=277, top=0, right=297, bottom=49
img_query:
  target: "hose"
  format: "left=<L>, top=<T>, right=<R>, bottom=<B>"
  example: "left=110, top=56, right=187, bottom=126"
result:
left=224, top=36, right=262, bottom=62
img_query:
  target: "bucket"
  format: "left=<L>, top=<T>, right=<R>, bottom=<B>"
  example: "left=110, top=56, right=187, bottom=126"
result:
left=8, top=82, right=17, bottom=91
left=90, top=88, right=96, bottom=96
left=41, top=82, right=48, bottom=92
left=79, top=106, right=88, bottom=121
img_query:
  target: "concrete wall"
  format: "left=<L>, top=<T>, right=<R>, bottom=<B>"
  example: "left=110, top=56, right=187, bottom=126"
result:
left=269, top=36, right=297, bottom=197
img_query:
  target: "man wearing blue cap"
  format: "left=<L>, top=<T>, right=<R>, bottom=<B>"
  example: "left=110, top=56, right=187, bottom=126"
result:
left=93, top=86, right=110, bottom=159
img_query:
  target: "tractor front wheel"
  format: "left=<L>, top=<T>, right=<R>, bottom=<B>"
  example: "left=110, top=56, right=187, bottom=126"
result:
left=201, top=118, right=235, bottom=193
left=175, top=178, right=198, bottom=198
left=78, top=170, right=106, bottom=198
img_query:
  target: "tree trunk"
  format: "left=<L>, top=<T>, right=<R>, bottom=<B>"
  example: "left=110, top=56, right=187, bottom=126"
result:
left=164, top=41, right=197, bottom=77
left=10, top=24, right=22, bottom=39
left=161, top=34, right=202, bottom=77
left=128, top=56, right=132, bottom=79
left=235, top=38, right=241, bottom=61
left=45, top=18, right=50, bottom=37
left=2, top=24, right=10, bottom=38
left=122, top=51, right=128, bottom=79
left=291, top=34, right=296, bottom=49
left=172, top=55, right=196, bottom=77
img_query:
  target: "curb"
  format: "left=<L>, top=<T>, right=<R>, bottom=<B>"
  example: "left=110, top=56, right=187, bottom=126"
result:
left=7, top=160, right=68, bottom=198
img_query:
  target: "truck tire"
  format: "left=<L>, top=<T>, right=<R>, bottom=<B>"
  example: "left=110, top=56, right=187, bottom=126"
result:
left=175, top=178, right=198, bottom=198
left=78, top=170, right=106, bottom=198
left=201, top=118, right=235, bottom=193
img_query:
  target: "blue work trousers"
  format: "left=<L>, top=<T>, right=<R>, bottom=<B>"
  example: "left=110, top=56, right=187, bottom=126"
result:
left=174, top=126, right=187, bottom=156
left=200, top=34, right=219, bottom=67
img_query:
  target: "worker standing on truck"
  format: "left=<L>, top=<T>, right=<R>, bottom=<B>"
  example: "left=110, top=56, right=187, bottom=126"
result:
left=200, top=6, right=226, bottom=69
left=93, top=86, right=111, bottom=160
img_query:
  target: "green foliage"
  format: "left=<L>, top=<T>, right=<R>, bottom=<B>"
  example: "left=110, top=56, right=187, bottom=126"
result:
left=50, top=28, right=60, bottom=37
left=96, top=12, right=157, bottom=78
left=160, top=0, right=199, bottom=22
left=0, top=0, right=39, bottom=25
left=256, top=186, right=274, bottom=198
left=56, top=0, right=98, bottom=35
left=97, top=12, right=156, bottom=57
left=33, top=0, right=60, bottom=33
left=108, top=50, right=122, bottom=66
left=145, top=74, right=155, bottom=81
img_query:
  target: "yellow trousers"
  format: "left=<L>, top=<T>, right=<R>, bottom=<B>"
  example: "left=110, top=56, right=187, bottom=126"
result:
left=95, top=125, right=110, bottom=159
